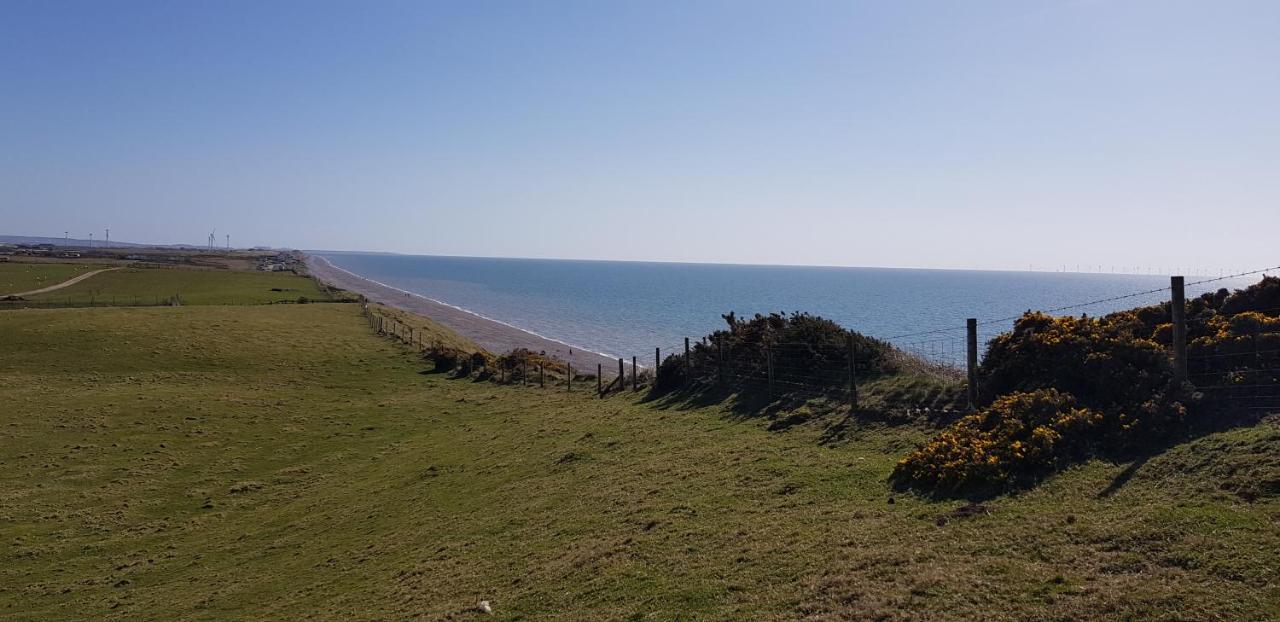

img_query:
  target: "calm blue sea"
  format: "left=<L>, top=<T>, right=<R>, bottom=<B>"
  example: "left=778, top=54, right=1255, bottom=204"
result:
left=315, top=252, right=1254, bottom=362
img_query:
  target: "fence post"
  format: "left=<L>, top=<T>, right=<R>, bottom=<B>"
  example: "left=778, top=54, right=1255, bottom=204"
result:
left=522, top=358, right=528, bottom=386
left=655, top=347, right=660, bottom=382
left=617, top=358, right=624, bottom=390
left=847, top=335, right=858, bottom=410
left=567, top=364, right=572, bottom=392
left=766, top=345, right=774, bottom=397
left=966, top=318, right=978, bottom=410
left=684, top=337, right=691, bottom=381
left=1171, top=276, right=1188, bottom=384
left=632, top=356, right=638, bottom=391
left=597, top=363, right=602, bottom=396
left=539, top=364, right=545, bottom=388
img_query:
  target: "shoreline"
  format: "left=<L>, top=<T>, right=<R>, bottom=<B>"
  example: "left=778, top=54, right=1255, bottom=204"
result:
left=304, top=253, right=623, bottom=374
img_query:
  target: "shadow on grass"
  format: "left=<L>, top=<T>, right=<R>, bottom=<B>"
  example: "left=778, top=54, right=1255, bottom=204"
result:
left=641, top=381, right=844, bottom=425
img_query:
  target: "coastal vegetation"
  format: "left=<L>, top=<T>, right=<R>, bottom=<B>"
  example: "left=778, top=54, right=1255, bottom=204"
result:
left=894, top=277, right=1280, bottom=494
left=653, top=311, right=897, bottom=392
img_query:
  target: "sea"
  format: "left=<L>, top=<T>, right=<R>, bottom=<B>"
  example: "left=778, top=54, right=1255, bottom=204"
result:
left=314, top=252, right=1259, bottom=365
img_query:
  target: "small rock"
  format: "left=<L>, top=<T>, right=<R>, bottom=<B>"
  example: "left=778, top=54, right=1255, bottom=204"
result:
left=478, top=600, right=492, bottom=614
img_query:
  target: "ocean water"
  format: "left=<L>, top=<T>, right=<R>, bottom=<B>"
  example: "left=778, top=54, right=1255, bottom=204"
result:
left=315, top=252, right=1256, bottom=363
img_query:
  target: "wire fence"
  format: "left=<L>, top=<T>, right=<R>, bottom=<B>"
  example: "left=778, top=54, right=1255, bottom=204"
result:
left=361, top=266, right=1280, bottom=414
left=0, top=296, right=185, bottom=309
left=1186, top=305, right=1280, bottom=411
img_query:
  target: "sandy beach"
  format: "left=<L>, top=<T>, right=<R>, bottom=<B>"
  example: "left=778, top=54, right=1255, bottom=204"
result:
left=304, top=253, right=622, bottom=375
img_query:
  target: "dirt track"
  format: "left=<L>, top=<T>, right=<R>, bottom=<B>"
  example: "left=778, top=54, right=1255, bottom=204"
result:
left=7, top=267, right=121, bottom=297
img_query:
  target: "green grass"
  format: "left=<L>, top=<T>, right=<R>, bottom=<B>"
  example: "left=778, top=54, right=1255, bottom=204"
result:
left=0, top=261, right=106, bottom=295
left=26, top=266, right=330, bottom=306
left=2, top=302, right=1277, bottom=620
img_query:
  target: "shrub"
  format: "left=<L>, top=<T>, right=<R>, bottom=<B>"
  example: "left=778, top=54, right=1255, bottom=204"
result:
left=899, top=276, right=1280, bottom=493
left=653, top=353, right=687, bottom=392
left=978, top=311, right=1174, bottom=411
left=672, top=311, right=896, bottom=393
left=427, top=348, right=461, bottom=373
left=493, top=348, right=567, bottom=384
left=892, top=389, right=1103, bottom=491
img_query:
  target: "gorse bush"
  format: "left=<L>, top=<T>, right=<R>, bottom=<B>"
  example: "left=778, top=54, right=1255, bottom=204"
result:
left=978, top=311, right=1174, bottom=413
left=893, top=389, right=1103, bottom=491
left=653, top=311, right=896, bottom=394
left=895, top=276, right=1280, bottom=494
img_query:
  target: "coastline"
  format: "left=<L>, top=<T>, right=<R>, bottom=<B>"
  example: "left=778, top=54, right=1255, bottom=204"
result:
left=303, top=253, right=623, bottom=374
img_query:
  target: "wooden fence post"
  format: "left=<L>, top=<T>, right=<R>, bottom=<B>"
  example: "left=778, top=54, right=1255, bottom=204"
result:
left=539, top=363, right=545, bottom=388
left=684, top=337, right=690, bottom=380
left=655, top=347, right=660, bottom=382
left=567, top=364, right=572, bottom=392
left=1171, top=276, right=1188, bottom=384
left=632, top=356, right=638, bottom=391
left=597, top=363, right=602, bottom=396
left=522, top=358, right=528, bottom=386
left=966, top=318, right=978, bottom=410
left=617, top=358, right=624, bottom=390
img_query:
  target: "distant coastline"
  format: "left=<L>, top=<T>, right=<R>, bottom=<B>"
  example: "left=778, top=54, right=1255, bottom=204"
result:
left=303, top=253, right=621, bottom=372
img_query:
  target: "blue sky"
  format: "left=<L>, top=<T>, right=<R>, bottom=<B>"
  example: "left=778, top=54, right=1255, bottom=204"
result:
left=2, top=1, right=1277, bottom=272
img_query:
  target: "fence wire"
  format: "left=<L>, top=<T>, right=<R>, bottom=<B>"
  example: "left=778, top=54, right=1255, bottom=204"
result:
left=358, top=266, right=1280, bottom=413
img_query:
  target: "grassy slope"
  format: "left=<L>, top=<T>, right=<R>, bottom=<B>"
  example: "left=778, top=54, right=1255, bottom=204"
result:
left=2, top=303, right=1277, bottom=620
left=0, top=262, right=105, bottom=295
left=26, top=266, right=329, bottom=305
left=372, top=302, right=486, bottom=354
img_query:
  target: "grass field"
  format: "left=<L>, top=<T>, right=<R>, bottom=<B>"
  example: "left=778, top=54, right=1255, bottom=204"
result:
left=0, top=261, right=106, bottom=295
left=24, top=266, right=331, bottom=306
left=2, top=298, right=1277, bottom=620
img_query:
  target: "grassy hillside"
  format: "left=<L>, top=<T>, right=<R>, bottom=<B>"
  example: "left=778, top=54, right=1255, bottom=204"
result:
left=25, top=266, right=330, bottom=305
left=0, top=261, right=105, bottom=295
left=372, top=302, right=486, bottom=354
left=2, top=302, right=1277, bottom=620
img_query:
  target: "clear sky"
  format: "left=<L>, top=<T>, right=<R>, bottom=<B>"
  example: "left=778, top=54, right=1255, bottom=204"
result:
left=2, top=1, right=1277, bottom=272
